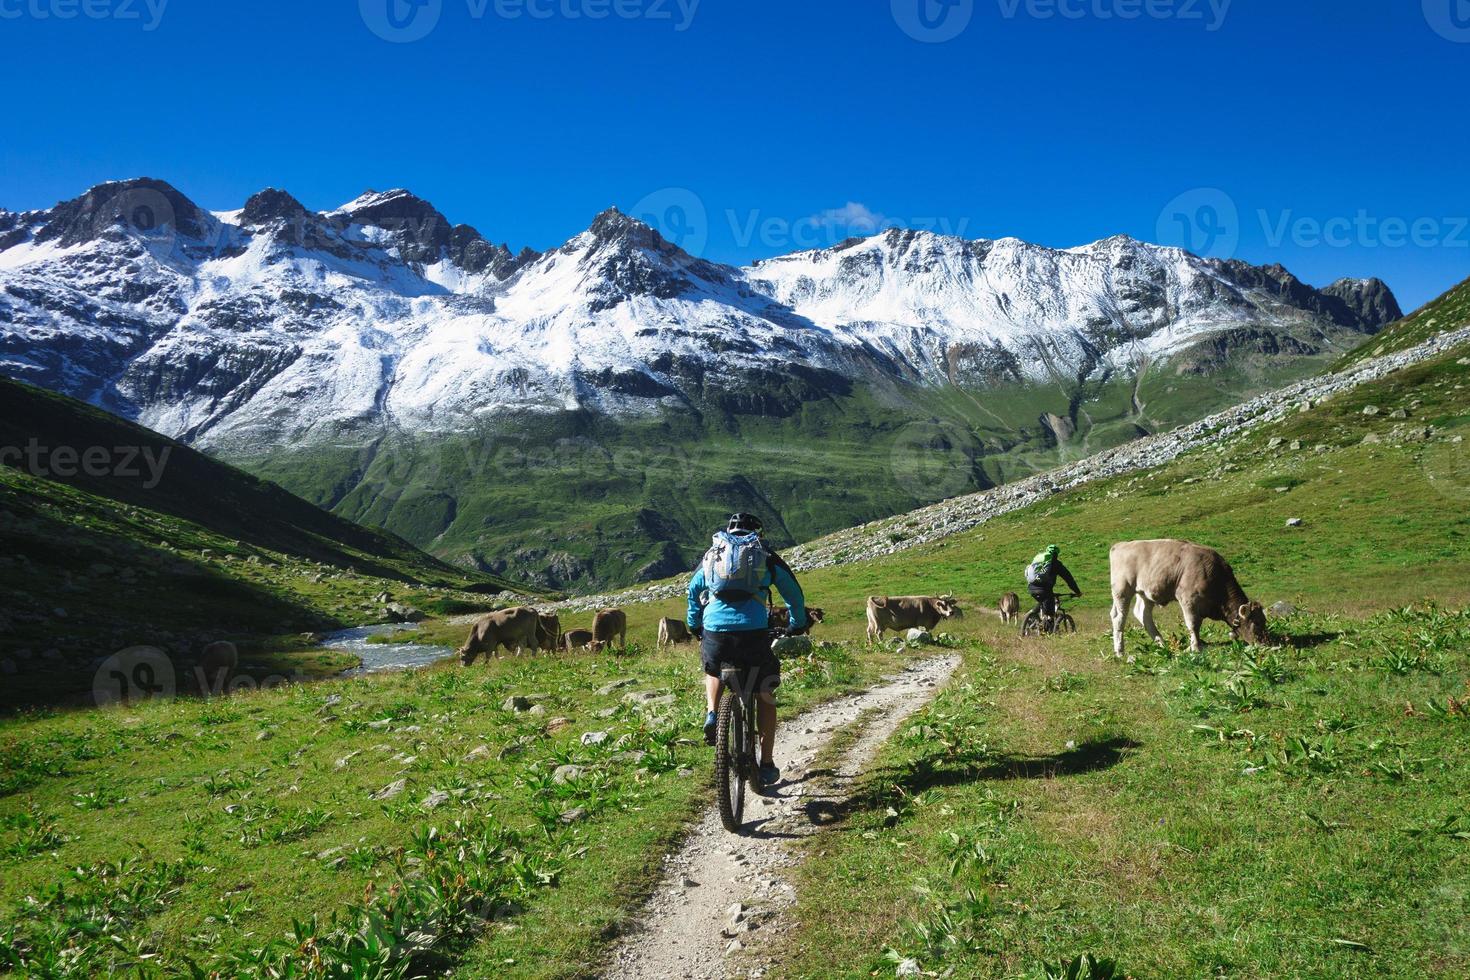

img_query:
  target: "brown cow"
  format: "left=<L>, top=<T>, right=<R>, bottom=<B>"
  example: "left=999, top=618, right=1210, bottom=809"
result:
left=1109, top=539, right=1269, bottom=655
left=657, top=617, right=692, bottom=648
left=998, top=592, right=1021, bottom=625
left=563, top=628, right=594, bottom=652
left=459, top=607, right=541, bottom=664
left=768, top=606, right=825, bottom=630
left=535, top=613, right=561, bottom=652
left=591, top=608, right=627, bottom=652
left=866, top=596, right=963, bottom=643
left=199, top=641, right=238, bottom=691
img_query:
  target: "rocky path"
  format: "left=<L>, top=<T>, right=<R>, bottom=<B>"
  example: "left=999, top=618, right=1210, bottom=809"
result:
left=601, top=655, right=960, bottom=980
left=553, top=325, right=1470, bottom=615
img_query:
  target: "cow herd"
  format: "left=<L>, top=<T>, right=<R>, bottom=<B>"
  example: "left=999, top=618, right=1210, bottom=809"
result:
left=456, top=538, right=1272, bottom=664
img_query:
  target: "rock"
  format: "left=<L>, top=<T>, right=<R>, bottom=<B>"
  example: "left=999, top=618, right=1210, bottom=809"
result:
left=384, top=602, right=425, bottom=624
left=367, top=718, right=392, bottom=730
left=463, top=745, right=492, bottom=762
left=1275, top=487, right=1291, bottom=493
left=1266, top=437, right=1284, bottom=449
left=374, top=591, right=392, bottom=604
left=1288, top=440, right=1302, bottom=451
left=1361, top=405, right=1380, bottom=416
left=1389, top=407, right=1409, bottom=419
left=1361, top=432, right=1382, bottom=444
left=727, top=902, right=746, bottom=922
left=559, top=806, right=588, bottom=823
left=771, top=635, right=813, bottom=658
left=552, top=764, right=584, bottom=784
left=597, top=678, right=638, bottom=696
left=527, top=704, right=546, bottom=717
left=1285, top=518, right=1303, bottom=527
left=371, top=779, right=407, bottom=800
left=680, top=876, right=699, bottom=888
left=905, top=628, right=933, bottom=644
left=724, top=939, right=745, bottom=956
left=895, top=959, right=922, bottom=977
left=580, top=731, right=610, bottom=746
left=1298, top=400, right=1312, bottom=411
left=334, top=751, right=361, bottom=769
left=255, top=729, right=275, bottom=741
left=1268, top=601, right=1297, bottom=617
left=421, top=790, right=451, bottom=810
left=595, top=707, right=619, bottom=719
left=546, top=717, right=572, bottom=733
left=501, top=696, right=533, bottom=713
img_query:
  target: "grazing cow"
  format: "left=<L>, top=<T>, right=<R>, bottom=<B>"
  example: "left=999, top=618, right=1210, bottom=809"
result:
left=591, top=608, right=628, bottom=652
left=1109, top=539, right=1270, bottom=655
left=199, top=641, right=238, bottom=691
left=866, top=596, right=963, bottom=643
left=535, top=613, right=561, bottom=652
left=657, top=617, right=692, bottom=648
left=768, top=606, right=825, bottom=630
left=998, top=592, right=1021, bottom=625
left=563, top=628, right=594, bottom=652
left=459, top=607, right=541, bottom=664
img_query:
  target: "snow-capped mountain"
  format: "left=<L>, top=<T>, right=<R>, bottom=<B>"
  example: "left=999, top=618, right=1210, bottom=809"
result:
left=0, top=178, right=1400, bottom=455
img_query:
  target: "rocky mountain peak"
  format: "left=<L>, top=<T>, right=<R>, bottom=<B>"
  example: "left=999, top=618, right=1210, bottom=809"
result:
left=240, top=188, right=310, bottom=226
left=34, top=177, right=210, bottom=247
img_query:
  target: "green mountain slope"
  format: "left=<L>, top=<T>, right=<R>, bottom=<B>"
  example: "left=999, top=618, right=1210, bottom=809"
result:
left=246, top=328, right=1355, bottom=593
left=0, top=378, right=529, bottom=709
left=1337, top=274, right=1470, bottom=370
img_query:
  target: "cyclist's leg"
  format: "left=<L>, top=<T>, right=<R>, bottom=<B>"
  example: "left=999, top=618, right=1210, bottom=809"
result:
left=757, top=692, right=777, bottom=766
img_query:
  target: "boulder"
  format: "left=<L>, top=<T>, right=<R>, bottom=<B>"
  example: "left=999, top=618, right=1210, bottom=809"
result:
left=1268, top=601, right=1297, bottom=617
left=501, top=696, right=533, bottom=713
left=371, top=779, right=407, bottom=801
left=1361, top=405, right=1380, bottom=416
left=463, top=745, right=492, bottom=762
left=771, top=635, right=813, bottom=658
left=1285, top=518, right=1304, bottom=528
left=905, top=628, right=934, bottom=644
left=559, top=807, right=588, bottom=824
left=421, top=790, right=451, bottom=810
left=1361, top=432, right=1382, bottom=445
left=385, top=602, right=425, bottom=624
left=580, top=731, right=609, bottom=747
left=553, top=764, right=584, bottom=784
left=597, top=678, right=637, bottom=696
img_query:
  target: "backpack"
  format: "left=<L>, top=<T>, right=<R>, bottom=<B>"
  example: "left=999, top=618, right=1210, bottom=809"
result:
left=702, top=530, right=768, bottom=600
left=1024, top=559, right=1050, bottom=585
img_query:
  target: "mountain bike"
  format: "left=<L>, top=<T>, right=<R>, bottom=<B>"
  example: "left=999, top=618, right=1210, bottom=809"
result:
left=714, top=628, right=789, bottom=834
left=1022, top=595, right=1078, bottom=637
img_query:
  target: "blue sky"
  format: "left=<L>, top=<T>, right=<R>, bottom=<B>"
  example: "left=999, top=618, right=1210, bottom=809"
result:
left=1, top=0, right=1466, bottom=308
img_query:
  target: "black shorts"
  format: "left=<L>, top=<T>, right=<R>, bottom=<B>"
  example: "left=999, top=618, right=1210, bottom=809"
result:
left=701, top=629, right=780, bottom=696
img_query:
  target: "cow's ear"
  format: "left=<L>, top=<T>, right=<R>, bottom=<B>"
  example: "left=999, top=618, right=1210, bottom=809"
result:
left=1237, top=603, right=1252, bottom=623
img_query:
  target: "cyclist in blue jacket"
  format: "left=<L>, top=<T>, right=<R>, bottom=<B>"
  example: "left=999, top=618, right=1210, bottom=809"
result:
left=687, top=513, right=806, bottom=788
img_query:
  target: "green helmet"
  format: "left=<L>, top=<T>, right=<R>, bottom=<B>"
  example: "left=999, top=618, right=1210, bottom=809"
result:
left=1033, top=545, right=1060, bottom=566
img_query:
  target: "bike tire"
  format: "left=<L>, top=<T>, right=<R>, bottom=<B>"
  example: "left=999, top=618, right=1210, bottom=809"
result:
left=715, top=689, right=746, bottom=833
left=1055, top=614, right=1077, bottom=634
left=1021, top=610, right=1042, bottom=637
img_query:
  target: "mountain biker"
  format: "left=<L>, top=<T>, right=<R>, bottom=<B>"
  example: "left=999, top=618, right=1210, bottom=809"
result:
left=687, top=513, right=806, bottom=788
left=1025, top=544, right=1081, bottom=621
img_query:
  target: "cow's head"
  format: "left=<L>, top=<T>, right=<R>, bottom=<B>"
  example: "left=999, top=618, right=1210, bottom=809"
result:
left=1229, top=601, right=1269, bottom=646
left=459, top=645, right=480, bottom=667
left=936, top=596, right=963, bottom=619
left=807, top=607, right=825, bottom=624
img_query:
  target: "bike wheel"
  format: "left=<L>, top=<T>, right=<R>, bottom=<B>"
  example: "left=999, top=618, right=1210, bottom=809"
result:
left=1021, top=609, right=1041, bottom=637
left=714, top=689, right=746, bottom=833
left=1055, top=614, right=1077, bottom=634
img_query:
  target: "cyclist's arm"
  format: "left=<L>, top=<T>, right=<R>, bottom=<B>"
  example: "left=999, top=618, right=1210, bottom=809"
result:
left=686, top=567, right=707, bottom=633
left=1056, top=561, right=1082, bottom=596
left=769, top=554, right=806, bottom=631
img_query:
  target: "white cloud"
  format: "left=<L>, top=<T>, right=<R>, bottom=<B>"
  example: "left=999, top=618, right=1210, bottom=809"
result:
left=807, top=202, right=891, bottom=234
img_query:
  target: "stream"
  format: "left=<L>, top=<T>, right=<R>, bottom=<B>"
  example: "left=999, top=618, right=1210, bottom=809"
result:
left=320, top=623, right=456, bottom=675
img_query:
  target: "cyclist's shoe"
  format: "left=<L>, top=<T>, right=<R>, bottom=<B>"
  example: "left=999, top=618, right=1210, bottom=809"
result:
left=757, top=763, right=781, bottom=788
left=703, top=710, right=717, bottom=745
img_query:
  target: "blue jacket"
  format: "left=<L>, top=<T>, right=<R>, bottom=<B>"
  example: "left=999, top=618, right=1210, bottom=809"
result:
left=687, top=552, right=805, bottom=634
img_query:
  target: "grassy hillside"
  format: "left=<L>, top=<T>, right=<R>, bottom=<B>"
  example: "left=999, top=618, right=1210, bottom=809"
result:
left=0, top=378, right=530, bottom=709
left=246, top=334, right=1350, bottom=593
left=1, top=337, right=1464, bottom=977
left=1337, top=274, right=1470, bottom=370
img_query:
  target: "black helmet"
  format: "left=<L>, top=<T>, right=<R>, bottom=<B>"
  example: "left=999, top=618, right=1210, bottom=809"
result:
left=726, top=512, right=763, bottom=534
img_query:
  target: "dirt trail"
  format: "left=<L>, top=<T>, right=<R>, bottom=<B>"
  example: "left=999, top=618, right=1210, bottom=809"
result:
left=602, top=655, right=959, bottom=980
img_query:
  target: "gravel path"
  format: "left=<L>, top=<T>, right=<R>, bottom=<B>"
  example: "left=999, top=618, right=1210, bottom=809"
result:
left=553, top=325, right=1470, bottom=615
left=601, top=655, right=960, bottom=980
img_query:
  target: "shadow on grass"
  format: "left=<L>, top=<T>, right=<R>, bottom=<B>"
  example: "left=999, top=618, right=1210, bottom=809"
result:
left=1280, top=631, right=1342, bottom=649
left=802, top=736, right=1140, bottom=829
